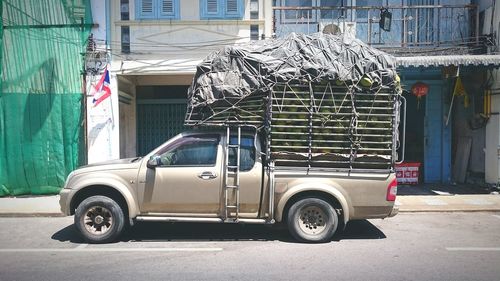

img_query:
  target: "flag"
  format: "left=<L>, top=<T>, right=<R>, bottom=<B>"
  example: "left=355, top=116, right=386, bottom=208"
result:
left=92, top=68, right=111, bottom=107
left=453, top=76, right=469, bottom=108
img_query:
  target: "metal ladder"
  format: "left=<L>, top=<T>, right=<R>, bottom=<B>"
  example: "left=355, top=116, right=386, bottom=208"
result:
left=224, top=126, right=241, bottom=222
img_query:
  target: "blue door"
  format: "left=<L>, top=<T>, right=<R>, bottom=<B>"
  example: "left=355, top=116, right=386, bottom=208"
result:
left=423, top=82, right=451, bottom=183
left=137, top=101, right=186, bottom=156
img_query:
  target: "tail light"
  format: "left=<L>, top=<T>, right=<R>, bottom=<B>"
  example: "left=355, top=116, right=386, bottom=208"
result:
left=386, top=178, right=397, bottom=201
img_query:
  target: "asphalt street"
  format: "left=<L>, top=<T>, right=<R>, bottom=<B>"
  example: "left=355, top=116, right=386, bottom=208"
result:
left=0, top=213, right=499, bottom=281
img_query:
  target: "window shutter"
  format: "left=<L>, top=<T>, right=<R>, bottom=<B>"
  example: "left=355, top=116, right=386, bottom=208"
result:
left=207, top=0, right=219, bottom=14
left=162, top=0, right=174, bottom=14
left=226, top=0, right=238, bottom=13
left=138, top=0, right=155, bottom=18
left=226, top=0, right=238, bottom=14
left=159, top=0, right=178, bottom=17
left=225, top=0, right=243, bottom=18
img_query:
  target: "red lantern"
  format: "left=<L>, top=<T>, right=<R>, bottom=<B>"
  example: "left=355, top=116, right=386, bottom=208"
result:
left=411, top=82, right=429, bottom=109
left=411, top=82, right=429, bottom=97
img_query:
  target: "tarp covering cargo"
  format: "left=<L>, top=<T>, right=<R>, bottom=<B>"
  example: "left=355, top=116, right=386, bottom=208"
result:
left=186, top=32, right=399, bottom=120
left=185, top=32, right=402, bottom=170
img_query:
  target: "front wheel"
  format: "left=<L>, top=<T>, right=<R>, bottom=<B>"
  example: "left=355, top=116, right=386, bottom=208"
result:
left=74, top=195, right=126, bottom=243
left=287, top=197, right=338, bottom=243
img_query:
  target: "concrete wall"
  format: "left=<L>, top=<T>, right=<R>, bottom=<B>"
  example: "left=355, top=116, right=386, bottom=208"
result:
left=118, top=75, right=137, bottom=158
left=452, top=70, right=486, bottom=175
left=481, top=0, right=500, bottom=184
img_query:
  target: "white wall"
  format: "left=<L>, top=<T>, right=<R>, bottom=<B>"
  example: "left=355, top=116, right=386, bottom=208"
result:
left=90, top=0, right=108, bottom=48
left=113, top=0, right=271, bottom=62
left=86, top=71, right=120, bottom=163
left=86, top=0, right=120, bottom=164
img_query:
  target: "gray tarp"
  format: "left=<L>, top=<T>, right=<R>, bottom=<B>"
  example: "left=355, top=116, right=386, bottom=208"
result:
left=187, top=32, right=399, bottom=111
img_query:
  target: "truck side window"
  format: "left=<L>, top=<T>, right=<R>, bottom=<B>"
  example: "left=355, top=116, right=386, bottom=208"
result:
left=156, top=135, right=219, bottom=166
left=228, top=136, right=256, bottom=171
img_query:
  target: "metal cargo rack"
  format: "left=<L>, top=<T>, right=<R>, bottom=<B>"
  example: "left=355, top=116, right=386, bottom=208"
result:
left=184, top=94, right=267, bottom=127
left=184, top=81, right=403, bottom=172
left=267, top=82, right=401, bottom=171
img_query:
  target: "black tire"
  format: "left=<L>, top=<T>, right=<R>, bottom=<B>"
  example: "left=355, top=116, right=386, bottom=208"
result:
left=287, top=197, right=338, bottom=243
left=74, top=195, right=126, bottom=243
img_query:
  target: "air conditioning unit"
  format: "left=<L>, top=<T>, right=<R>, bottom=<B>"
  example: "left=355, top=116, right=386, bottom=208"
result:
left=318, top=21, right=356, bottom=39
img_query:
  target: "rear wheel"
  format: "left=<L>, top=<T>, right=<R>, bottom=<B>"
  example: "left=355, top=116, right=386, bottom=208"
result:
left=75, top=195, right=125, bottom=243
left=287, top=197, right=338, bottom=243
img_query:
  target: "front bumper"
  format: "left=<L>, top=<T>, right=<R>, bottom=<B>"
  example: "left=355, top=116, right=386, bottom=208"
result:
left=59, top=188, right=72, bottom=216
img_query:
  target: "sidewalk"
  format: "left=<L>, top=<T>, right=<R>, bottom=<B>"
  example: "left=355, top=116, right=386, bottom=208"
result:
left=0, top=195, right=62, bottom=217
left=395, top=183, right=500, bottom=212
left=0, top=185, right=499, bottom=216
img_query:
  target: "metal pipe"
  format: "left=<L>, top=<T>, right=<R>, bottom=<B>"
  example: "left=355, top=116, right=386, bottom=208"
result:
left=402, top=9, right=407, bottom=47
left=475, top=5, right=480, bottom=45
left=272, top=5, right=478, bottom=11
left=415, top=8, right=419, bottom=46
left=368, top=10, right=372, bottom=46
left=437, top=7, right=440, bottom=46
left=395, top=96, right=406, bottom=165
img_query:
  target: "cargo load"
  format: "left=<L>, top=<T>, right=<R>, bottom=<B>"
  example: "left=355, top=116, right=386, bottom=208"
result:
left=185, top=32, right=403, bottom=171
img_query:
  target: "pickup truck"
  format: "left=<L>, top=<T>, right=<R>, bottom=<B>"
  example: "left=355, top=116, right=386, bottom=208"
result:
left=59, top=128, right=399, bottom=243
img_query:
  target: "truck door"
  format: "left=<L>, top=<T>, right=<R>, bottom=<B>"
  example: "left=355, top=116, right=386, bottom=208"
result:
left=226, top=134, right=263, bottom=218
left=140, top=134, right=223, bottom=215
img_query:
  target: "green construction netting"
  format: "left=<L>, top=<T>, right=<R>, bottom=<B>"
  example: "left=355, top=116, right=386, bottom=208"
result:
left=0, top=0, right=92, bottom=196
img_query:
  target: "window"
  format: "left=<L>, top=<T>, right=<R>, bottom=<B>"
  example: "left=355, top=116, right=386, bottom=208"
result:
left=284, top=0, right=313, bottom=20
left=136, top=0, right=180, bottom=20
left=121, top=26, right=130, bottom=53
left=200, top=0, right=244, bottom=19
left=228, top=136, right=256, bottom=172
left=356, top=0, right=382, bottom=19
left=155, top=135, right=219, bottom=166
left=249, top=0, right=259, bottom=19
left=250, top=24, right=259, bottom=40
left=320, top=0, right=343, bottom=20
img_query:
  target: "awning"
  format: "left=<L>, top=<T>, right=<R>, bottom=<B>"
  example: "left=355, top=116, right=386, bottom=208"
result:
left=396, top=55, right=500, bottom=68
left=111, top=58, right=202, bottom=75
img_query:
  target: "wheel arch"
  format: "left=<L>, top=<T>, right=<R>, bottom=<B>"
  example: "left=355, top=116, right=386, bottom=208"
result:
left=276, top=187, right=350, bottom=228
left=70, top=185, right=135, bottom=223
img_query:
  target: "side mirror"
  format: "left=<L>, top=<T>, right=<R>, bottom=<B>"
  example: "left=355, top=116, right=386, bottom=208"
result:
left=147, top=156, right=161, bottom=169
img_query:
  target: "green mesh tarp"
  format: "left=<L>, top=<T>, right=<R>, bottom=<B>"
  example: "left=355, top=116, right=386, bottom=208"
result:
left=0, top=0, right=92, bottom=196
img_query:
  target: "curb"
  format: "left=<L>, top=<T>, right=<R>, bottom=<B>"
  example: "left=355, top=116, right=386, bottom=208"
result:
left=398, top=209, right=500, bottom=213
left=0, top=213, right=65, bottom=218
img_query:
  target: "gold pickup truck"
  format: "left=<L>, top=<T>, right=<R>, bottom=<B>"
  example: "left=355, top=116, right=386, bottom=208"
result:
left=60, top=128, right=399, bottom=244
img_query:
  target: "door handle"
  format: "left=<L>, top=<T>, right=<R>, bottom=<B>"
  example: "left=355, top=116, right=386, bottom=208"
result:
left=198, top=171, right=217, bottom=180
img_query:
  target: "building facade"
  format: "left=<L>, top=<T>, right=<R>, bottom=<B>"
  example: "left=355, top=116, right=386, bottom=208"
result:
left=272, top=0, right=500, bottom=185
left=86, top=0, right=500, bottom=186
left=86, top=0, right=273, bottom=163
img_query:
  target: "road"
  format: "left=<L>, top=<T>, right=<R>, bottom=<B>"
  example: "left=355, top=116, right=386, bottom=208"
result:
left=0, top=213, right=499, bottom=281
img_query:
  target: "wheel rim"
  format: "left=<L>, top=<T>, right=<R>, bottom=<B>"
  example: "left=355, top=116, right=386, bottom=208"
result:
left=83, top=206, right=113, bottom=235
left=298, top=205, right=327, bottom=235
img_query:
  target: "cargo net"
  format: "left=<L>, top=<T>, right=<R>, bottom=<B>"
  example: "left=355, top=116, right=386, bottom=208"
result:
left=269, top=82, right=400, bottom=170
left=185, top=32, right=402, bottom=170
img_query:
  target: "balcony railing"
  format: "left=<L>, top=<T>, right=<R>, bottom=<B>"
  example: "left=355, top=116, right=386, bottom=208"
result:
left=273, top=4, right=487, bottom=55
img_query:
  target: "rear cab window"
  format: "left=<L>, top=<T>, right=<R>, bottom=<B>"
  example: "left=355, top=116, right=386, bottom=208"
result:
left=228, top=135, right=256, bottom=172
